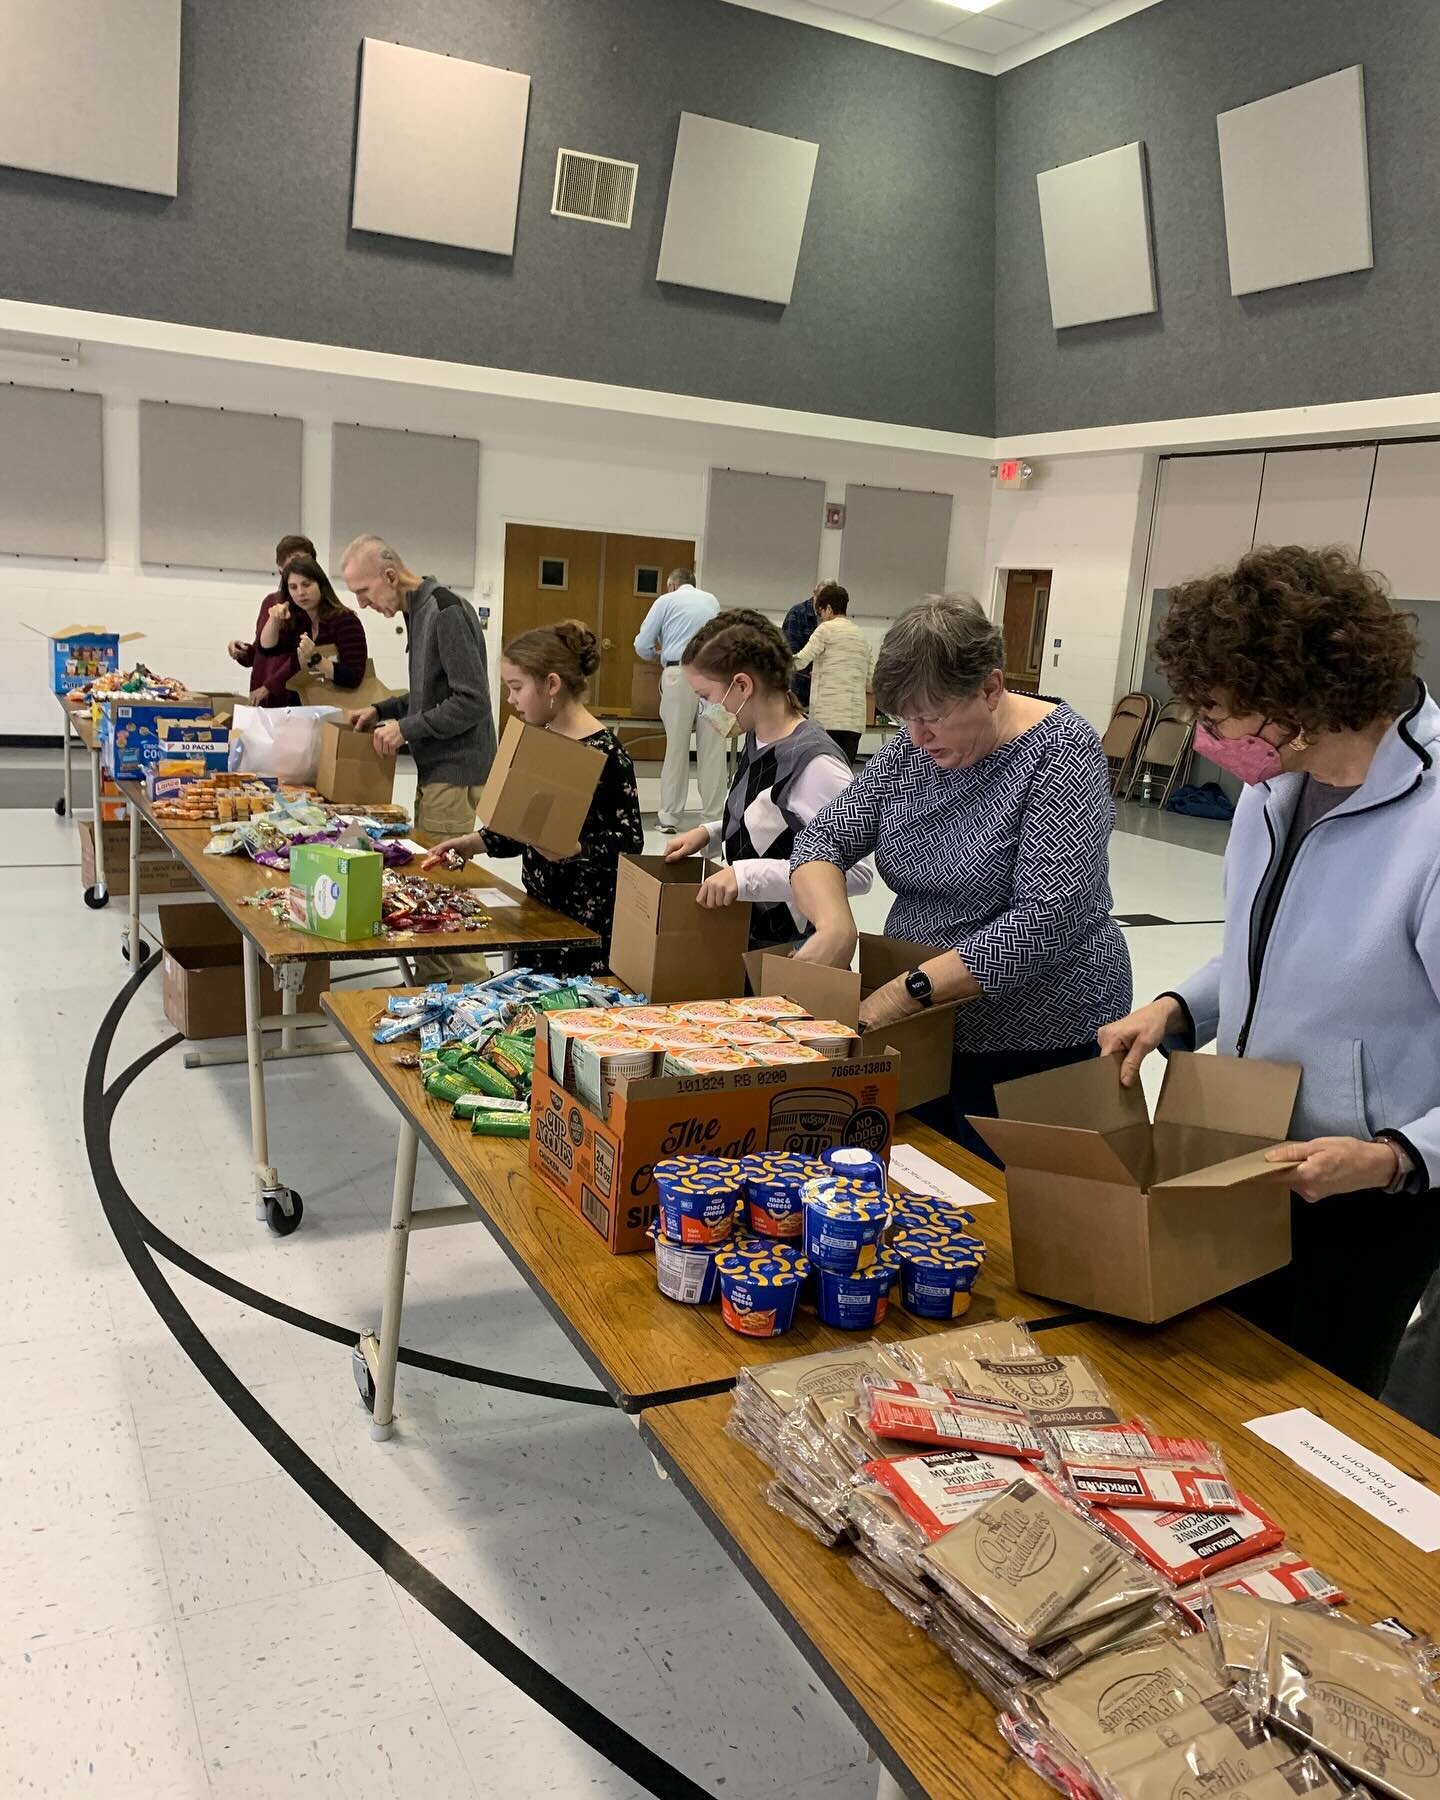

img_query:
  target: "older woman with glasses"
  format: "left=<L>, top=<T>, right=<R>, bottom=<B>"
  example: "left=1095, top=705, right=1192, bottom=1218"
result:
left=790, top=595, right=1131, bottom=1160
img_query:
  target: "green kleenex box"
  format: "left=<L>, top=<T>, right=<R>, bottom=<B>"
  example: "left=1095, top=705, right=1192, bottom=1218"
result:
left=287, top=843, right=383, bottom=942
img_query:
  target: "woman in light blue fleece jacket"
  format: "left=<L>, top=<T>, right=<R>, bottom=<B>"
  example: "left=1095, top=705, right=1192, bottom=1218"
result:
left=1099, top=547, right=1440, bottom=1416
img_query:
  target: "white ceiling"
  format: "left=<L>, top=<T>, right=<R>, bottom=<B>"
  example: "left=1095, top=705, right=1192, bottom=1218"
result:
left=719, top=0, right=1166, bottom=75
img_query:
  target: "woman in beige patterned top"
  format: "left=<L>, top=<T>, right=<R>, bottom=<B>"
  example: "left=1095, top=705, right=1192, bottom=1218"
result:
left=791, top=582, right=875, bottom=763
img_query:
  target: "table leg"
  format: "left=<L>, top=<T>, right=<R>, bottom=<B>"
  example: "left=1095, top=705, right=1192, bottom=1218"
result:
left=357, top=1120, right=418, bottom=1443
left=281, top=973, right=297, bottom=1054
left=90, top=744, right=108, bottom=899
left=242, top=936, right=278, bottom=1221
left=59, top=704, right=74, bottom=817
left=126, top=793, right=142, bottom=963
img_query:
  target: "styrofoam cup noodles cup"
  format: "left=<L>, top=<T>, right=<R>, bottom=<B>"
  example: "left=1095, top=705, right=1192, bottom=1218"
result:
left=732, top=996, right=810, bottom=1021
left=546, top=1010, right=618, bottom=1084
left=573, top=1035, right=659, bottom=1117
left=676, top=1001, right=741, bottom=1025
left=663, top=1047, right=755, bottom=1076
left=653, top=1157, right=745, bottom=1246
left=750, top=1044, right=827, bottom=1066
left=802, top=1176, right=893, bottom=1272
left=892, top=1225, right=987, bottom=1319
left=715, top=1239, right=810, bottom=1337
left=781, top=1018, right=859, bottom=1058
left=648, top=1218, right=726, bottom=1304
left=814, top=1251, right=901, bottom=1330
left=717, top=1022, right=790, bottom=1047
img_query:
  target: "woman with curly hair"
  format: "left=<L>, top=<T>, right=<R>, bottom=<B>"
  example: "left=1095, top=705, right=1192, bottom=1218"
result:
left=1100, top=545, right=1440, bottom=1413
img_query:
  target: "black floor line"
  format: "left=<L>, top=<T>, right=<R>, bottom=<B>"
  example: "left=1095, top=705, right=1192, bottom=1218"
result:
left=86, top=965, right=711, bottom=1800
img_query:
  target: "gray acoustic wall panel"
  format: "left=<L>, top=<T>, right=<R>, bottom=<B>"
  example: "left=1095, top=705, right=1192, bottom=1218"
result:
left=0, top=385, right=105, bottom=559
left=0, top=0, right=994, bottom=434
left=0, top=0, right=179, bottom=196
left=657, top=114, right=818, bottom=305
left=352, top=39, right=530, bottom=256
left=702, top=470, right=824, bottom=615
left=331, top=426, right=479, bottom=589
left=994, top=3, right=1430, bottom=436
left=1217, top=66, right=1371, bottom=298
left=139, top=404, right=302, bottom=573
left=838, top=485, right=953, bottom=616
left=1036, top=142, right=1156, bottom=329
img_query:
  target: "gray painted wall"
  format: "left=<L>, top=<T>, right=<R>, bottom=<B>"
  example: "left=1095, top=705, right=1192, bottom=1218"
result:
left=0, top=0, right=994, bottom=434
left=995, top=0, right=1440, bottom=437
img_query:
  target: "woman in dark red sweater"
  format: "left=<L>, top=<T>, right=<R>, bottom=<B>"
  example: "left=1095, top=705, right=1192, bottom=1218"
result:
left=230, top=553, right=368, bottom=706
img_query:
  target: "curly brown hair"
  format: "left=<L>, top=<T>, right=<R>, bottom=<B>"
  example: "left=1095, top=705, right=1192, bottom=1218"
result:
left=502, top=620, right=600, bottom=696
left=681, top=608, right=798, bottom=700
left=1156, top=546, right=1419, bottom=735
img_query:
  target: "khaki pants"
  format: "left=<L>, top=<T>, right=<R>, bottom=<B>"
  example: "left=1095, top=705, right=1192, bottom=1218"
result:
left=659, top=665, right=728, bottom=826
left=412, top=779, right=491, bottom=981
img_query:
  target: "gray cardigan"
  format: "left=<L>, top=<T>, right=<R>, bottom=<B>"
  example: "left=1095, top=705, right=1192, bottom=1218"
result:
left=1171, top=682, right=1440, bottom=1186
left=376, top=578, right=497, bottom=787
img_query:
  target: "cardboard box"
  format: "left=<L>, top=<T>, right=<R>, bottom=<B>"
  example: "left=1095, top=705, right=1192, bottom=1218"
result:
left=610, top=855, right=753, bottom=1004
left=529, top=1027, right=897, bottom=1253
left=287, top=843, right=383, bottom=942
left=26, top=622, right=144, bottom=695
left=314, top=720, right=397, bottom=806
left=200, top=691, right=252, bottom=725
left=285, top=658, right=400, bottom=712
left=98, top=776, right=127, bottom=824
left=151, top=718, right=231, bottom=775
left=158, top=904, right=329, bottom=1038
left=631, top=659, right=661, bottom=718
left=79, top=821, right=201, bottom=896
left=100, top=700, right=213, bottom=778
left=972, top=1051, right=1301, bottom=1324
left=477, top=717, right=606, bottom=860
left=744, top=939, right=958, bottom=1114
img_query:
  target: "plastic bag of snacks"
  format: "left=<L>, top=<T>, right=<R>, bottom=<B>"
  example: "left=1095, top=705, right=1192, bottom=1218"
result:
left=860, top=1380, right=1047, bottom=1460
left=1042, top=1417, right=1241, bottom=1515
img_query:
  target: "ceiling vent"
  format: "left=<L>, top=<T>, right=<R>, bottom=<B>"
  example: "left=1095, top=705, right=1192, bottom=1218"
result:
left=552, top=149, right=637, bottom=229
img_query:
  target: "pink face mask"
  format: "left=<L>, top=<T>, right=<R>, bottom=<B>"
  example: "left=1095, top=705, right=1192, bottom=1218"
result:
left=1194, top=720, right=1285, bottom=785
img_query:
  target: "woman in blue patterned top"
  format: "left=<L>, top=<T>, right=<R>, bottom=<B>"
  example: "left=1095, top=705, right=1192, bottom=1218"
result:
left=790, top=596, right=1131, bottom=1161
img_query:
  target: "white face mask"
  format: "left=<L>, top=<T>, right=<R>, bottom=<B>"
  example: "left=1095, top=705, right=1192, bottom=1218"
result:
left=700, top=677, right=747, bottom=738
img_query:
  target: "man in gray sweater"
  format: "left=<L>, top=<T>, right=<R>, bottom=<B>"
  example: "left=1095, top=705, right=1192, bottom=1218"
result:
left=342, top=533, right=497, bottom=974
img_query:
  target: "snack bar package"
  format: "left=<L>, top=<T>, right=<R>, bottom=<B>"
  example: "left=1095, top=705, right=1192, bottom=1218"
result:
left=862, top=1381, right=1047, bottom=1460
left=1089, top=1491, right=1285, bottom=1588
left=949, top=1349, right=1120, bottom=1429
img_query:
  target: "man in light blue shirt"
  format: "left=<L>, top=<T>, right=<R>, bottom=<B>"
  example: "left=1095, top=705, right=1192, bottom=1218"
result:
left=634, top=568, right=726, bottom=831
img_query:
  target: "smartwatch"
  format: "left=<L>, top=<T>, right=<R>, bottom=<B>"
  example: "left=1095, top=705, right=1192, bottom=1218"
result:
left=903, top=968, right=934, bottom=1009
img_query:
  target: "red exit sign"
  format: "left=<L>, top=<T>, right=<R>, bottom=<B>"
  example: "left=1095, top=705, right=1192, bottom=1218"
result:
left=994, top=459, right=1032, bottom=489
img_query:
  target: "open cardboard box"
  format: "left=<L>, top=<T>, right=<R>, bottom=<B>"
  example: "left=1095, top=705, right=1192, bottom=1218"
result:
left=744, top=938, right=957, bottom=1114
left=314, top=719, right=397, bottom=805
left=477, top=717, right=606, bottom=860
left=972, top=1050, right=1301, bottom=1323
left=630, top=660, right=661, bottom=718
left=285, top=657, right=400, bottom=712
left=25, top=622, right=144, bottom=695
left=610, top=855, right=753, bottom=1003
left=529, top=1025, right=897, bottom=1254
left=159, top=904, right=328, bottom=1038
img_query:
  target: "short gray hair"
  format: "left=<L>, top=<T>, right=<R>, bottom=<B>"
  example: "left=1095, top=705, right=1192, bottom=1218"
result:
left=667, top=567, right=695, bottom=589
left=341, top=533, right=404, bottom=572
left=873, top=595, right=1004, bottom=717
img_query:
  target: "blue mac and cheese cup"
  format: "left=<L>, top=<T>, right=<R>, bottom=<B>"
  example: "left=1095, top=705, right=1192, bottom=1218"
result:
left=820, top=1146, right=888, bottom=1194
left=802, top=1176, right=893, bottom=1273
left=814, top=1251, right=901, bottom=1331
left=653, top=1157, right=744, bottom=1246
left=889, top=1193, right=977, bottom=1235
left=892, top=1225, right=987, bottom=1320
left=648, top=1218, right=725, bottom=1305
left=742, top=1153, right=826, bottom=1241
left=715, top=1239, right=809, bottom=1338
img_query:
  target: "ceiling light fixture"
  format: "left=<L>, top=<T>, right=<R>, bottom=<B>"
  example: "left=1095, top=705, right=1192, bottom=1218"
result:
left=942, top=0, right=1002, bottom=11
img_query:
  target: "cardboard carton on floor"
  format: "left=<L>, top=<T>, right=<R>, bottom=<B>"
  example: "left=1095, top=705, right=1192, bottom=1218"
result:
left=314, top=720, right=397, bottom=806
left=631, top=660, right=661, bottom=719
left=609, top=855, right=753, bottom=1004
left=529, top=1028, right=897, bottom=1253
left=159, top=904, right=329, bottom=1039
left=25, top=622, right=144, bottom=695
left=477, top=718, right=605, bottom=860
left=973, top=1051, right=1301, bottom=1324
left=744, top=940, right=958, bottom=1114
left=287, top=843, right=383, bottom=942
left=79, top=821, right=200, bottom=897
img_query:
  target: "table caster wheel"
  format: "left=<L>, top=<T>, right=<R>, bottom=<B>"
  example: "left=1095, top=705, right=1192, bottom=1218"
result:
left=352, top=1345, right=376, bottom=1413
left=121, top=930, right=148, bottom=962
left=84, top=884, right=109, bottom=910
left=55, top=796, right=67, bottom=817
left=263, top=1187, right=303, bottom=1235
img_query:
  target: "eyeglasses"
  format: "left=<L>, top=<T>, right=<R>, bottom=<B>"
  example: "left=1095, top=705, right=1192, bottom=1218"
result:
left=896, top=698, right=969, bottom=731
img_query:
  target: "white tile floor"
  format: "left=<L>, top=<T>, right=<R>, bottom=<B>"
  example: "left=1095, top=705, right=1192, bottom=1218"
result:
left=0, top=759, right=1228, bottom=1799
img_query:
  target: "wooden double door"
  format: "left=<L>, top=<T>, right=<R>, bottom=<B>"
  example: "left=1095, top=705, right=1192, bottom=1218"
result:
left=502, top=524, right=696, bottom=716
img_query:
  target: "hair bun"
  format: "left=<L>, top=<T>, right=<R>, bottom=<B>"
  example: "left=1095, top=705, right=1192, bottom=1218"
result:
left=554, top=619, right=600, bottom=677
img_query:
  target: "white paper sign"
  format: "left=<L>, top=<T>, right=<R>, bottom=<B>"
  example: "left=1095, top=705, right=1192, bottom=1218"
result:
left=475, top=887, right=520, bottom=908
left=888, top=1142, right=995, bottom=1207
left=1245, top=1408, right=1440, bottom=1553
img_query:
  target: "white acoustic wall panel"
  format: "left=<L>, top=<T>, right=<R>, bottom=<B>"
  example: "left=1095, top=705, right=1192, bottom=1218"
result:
left=703, top=470, right=824, bottom=615
left=1361, top=441, right=1440, bottom=602
left=1146, top=454, right=1265, bottom=590
left=1253, top=445, right=1376, bottom=558
left=657, top=114, right=818, bottom=305
left=0, top=385, right=105, bottom=559
left=838, top=485, right=953, bottom=616
left=1036, top=142, right=1157, bottom=330
left=352, top=39, right=530, bottom=256
left=0, top=0, right=180, bottom=195
left=139, top=404, right=302, bottom=573
left=1216, top=66, right=1372, bottom=297
left=331, top=425, right=479, bottom=588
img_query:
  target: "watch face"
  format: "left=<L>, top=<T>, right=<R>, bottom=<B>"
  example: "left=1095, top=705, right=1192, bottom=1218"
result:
left=905, top=970, right=932, bottom=1002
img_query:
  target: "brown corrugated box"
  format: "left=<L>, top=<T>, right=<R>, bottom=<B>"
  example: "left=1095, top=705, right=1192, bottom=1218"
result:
left=477, top=718, right=606, bottom=860
left=972, top=1051, right=1301, bottom=1323
left=79, top=821, right=200, bottom=897
left=314, top=720, right=397, bottom=805
left=158, top=904, right=329, bottom=1038
left=630, top=660, right=661, bottom=718
left=609, top=855, right=753, bottom=1003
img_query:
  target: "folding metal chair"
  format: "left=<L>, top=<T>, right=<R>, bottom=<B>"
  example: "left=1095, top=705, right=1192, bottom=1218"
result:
left=1101, top=692, right=1156, bottom=797
left=1124, top=699, right=1195, bottom=806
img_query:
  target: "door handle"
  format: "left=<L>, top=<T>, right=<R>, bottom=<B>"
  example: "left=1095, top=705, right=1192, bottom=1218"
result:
left=602, top=637, right=613, bottom=651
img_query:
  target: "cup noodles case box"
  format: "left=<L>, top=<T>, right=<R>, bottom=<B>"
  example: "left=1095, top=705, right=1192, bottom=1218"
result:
left=529, top=1028, right=897, bottom=1254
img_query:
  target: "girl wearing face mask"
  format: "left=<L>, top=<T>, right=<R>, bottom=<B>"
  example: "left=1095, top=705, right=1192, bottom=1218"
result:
left=1099, top=547, right=1440, bottom=1418
left=663, top=610, right=872, bottom=949
left=790, top=596, right=1131, bottom=1158
left=422, top=621, right=642, bottom=977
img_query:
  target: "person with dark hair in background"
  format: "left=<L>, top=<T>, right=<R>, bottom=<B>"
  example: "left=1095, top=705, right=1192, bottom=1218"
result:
left=253, top=554, right=368, bottom=698
left=228, top=533, right=321, bottom=707
left=782, top=586, right=820, bottom=708
left=423, top=622, right=642, bottom=978
left=791, top=581, right=873, bottom=763
left=665, top=609, right=871, bottom=949
left=790, top=595, right=1129, bottom=1160
left=633, top=567, right=724, bottom=832
left=1099, top=545, right=1440, bottom=1417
